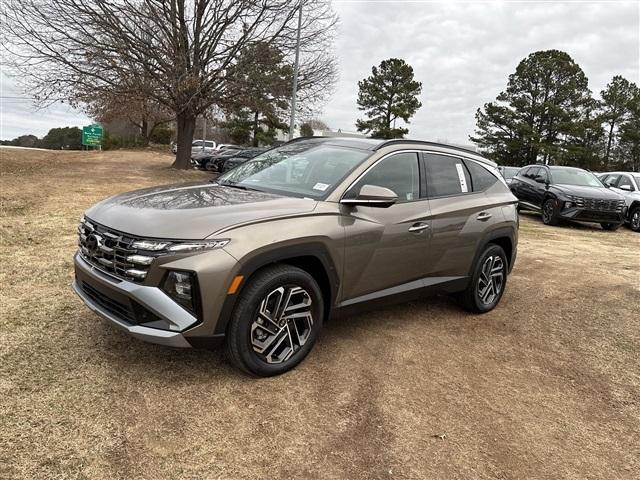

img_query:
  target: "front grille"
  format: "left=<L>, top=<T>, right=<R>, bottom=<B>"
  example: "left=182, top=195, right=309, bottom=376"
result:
left=77, top=218, right=162, bottom=282
left=572, top=197, right=625, bottom=212
left=81, top=281, right=136, bottom=323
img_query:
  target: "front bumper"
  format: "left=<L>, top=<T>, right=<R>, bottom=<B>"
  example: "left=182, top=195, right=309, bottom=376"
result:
left=73, top=253, right=195, bottom=348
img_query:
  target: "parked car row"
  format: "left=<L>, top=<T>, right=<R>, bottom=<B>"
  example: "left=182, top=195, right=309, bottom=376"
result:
left=191, top=146, right=267, bottom=172
left=502, top=164, right=638, bottom=232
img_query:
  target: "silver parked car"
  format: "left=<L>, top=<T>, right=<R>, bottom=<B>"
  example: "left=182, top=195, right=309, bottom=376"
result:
left=599, top=171, right=640, bottom=232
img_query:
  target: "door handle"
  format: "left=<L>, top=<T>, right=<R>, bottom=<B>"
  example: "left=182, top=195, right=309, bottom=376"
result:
left=408, top=222, right=429, bottom=233
left=477, top=212, right=492, bottom=221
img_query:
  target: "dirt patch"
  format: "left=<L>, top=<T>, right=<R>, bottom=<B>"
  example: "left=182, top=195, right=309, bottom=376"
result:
left=1, top=149, right=639, bottom=479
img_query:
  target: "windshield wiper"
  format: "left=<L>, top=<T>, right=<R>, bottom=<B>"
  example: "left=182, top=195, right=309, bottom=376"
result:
left=217, top=180, right=262, bottom=192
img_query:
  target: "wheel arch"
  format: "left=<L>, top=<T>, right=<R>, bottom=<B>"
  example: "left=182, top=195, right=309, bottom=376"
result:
left=470, top=227, right=517, bottom=276
left=214, top=243, right=339, bottom=336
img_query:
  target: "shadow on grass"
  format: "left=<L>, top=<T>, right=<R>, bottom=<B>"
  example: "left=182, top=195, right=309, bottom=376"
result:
left=89, top=291, right=471, bottom=381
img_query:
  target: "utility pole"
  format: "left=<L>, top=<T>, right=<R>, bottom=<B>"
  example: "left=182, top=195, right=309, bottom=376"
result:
left=288, top=0, right=303, bottom=141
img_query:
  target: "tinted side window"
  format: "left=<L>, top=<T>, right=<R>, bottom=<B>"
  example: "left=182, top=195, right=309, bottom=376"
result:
left=603, top=174, right=620, bottom=187
left=537, top=168, right=548, bottom=183
left=350, top=152, right=420, bottom=202
left=465, top=160, right=499, bottom=192
left=527, top=167, right=541, bottom=179
left=425, top=154, right=471, bottom=197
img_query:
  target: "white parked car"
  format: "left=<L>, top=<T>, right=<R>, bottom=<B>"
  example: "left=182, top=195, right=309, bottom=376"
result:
left=599, top=171, right=640, bottom=232
left=171, top=139, right=217, bottom=155
left=191, top=139, right=216, bottom=154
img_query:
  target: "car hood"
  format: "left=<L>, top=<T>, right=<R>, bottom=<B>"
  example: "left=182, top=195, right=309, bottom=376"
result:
left=552, top=184, right=624, bottom=199
left=84, top=182, right=317, bottom=240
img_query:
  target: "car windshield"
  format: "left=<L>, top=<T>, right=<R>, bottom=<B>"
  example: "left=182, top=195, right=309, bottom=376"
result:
left=551, top=168, right=603, bottom=187
left=216, top=142, right=371, bottom=198
left=502, top=167, right=520, bottom=179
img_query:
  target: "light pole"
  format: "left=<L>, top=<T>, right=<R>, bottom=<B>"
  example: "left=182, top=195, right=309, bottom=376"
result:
left=288, top=0, right=303, bottom=140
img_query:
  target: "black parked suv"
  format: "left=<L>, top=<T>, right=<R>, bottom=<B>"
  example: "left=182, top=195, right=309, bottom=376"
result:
left=511, top=165, right=626, bottom=230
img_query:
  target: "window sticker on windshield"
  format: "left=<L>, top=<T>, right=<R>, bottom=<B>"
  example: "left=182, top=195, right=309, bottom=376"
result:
left=455, top=163, right=469, bottom=193
left=313, top=182, right=330, bottom=191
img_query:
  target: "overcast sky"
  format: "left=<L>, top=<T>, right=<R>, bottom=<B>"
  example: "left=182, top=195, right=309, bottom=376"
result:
left=1, top=0, right=638, bottom=143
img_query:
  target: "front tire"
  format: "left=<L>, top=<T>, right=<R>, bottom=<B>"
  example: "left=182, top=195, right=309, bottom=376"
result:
left=458, top=244, right=508, bottom=313
left=226, top=264, right=324, bottom=377
left=600, top=222, right=622, bottom=231
left=542, top=198, right=560, bottom=226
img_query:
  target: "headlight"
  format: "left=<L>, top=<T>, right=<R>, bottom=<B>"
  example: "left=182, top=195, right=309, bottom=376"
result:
left=132, top=239, right=229, bottom=253
left=162, top=271, right=197, bottom=314
left=166, top=240, right=229, bottom=252
left=132, top=240, right=170, bottom=251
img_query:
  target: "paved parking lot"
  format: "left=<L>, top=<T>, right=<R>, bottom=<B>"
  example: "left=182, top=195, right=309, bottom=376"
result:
left=1, top=149, right=638, bottom=479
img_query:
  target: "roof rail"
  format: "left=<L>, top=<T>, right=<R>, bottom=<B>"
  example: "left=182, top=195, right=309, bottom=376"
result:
left=374, top=139, right=480, bottom=156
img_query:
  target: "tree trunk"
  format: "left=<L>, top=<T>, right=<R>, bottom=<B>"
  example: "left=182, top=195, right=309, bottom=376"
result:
left=252, top=111, right=259, bottom=147
left=604, top=122, right=615, bottom=168
left=173, top=110, right=196, bottom=169
left=141, top=117, right=150, bottom=146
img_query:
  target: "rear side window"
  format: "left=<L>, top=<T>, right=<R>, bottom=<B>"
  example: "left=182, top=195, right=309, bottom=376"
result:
left=424, top=154, right=471, bottom=197
left=465, top=160, right=499, bottom=192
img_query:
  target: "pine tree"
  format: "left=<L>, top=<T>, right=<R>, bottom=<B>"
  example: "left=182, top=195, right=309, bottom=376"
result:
left=355, top=58, right=422, bottom=139
left=471, top=50, right=592, bottom=166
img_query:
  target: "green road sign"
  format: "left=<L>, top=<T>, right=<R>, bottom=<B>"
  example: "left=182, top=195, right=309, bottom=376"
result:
left=82, top=124, right=103, bottom=146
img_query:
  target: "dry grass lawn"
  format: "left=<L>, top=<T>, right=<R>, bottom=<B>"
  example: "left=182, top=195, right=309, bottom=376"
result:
left=1, top=148, right=639, bottom=479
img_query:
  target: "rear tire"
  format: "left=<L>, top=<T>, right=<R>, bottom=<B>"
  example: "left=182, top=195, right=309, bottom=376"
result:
left=542, top=198, right=560, bottom=226
left=458, top=244, right=508, bottom=313
left=226, top=264, right=323, bottom=377
left=600, top=222, right=622, bottom=231
left=629, top=206, right=640, bottom=232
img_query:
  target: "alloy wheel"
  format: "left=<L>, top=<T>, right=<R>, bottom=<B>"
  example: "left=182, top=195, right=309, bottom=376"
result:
left=250, top=286, right=314, bottom=364
left=476, top=255, right=505, bottom=306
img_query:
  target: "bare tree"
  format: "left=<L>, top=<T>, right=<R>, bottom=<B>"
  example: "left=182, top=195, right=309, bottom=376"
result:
left=3, top=0, right=337, bottom=168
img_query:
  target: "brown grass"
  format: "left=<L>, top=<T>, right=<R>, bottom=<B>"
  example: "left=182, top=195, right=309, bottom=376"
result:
left=1, top=148, right=639, bottom=479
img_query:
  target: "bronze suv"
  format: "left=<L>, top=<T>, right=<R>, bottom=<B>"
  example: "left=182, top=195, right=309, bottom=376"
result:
left=73, top=138, right=518, bottom=376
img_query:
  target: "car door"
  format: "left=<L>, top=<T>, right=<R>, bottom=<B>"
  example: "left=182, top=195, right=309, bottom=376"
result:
left=520, top=167, right=540, bottom=205
left=530, top=167, right=549, bottom=206
left=423, top=153, right=495, bottom=278
left=341, top=152, right=431, bottom=302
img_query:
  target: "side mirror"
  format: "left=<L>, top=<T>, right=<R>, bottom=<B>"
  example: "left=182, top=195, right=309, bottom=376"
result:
left=619, top=184, right=633, bottom=192
left=341, top=184, right=398, bottom=208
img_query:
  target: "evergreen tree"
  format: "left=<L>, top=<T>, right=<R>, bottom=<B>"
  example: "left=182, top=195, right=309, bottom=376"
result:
left=355, top=58, right=422, bottom=139
left=223, top=42, right=292, bottom=147
left=600, top=75, right=636, bottom=168
left=618, top=86, right=640, bottom=171
left=471, top=50, right=592, bottom=166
